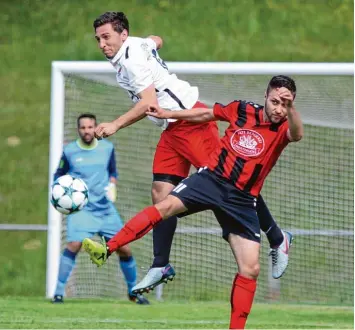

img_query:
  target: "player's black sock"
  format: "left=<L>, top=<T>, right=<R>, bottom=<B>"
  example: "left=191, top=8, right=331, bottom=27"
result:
left=257, top=195, right=284, bottom=248
left=152, top=216, right=178, bottom=267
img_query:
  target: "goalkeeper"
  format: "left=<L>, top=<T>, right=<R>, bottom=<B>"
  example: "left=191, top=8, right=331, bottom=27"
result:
left=51, top=113, right=149, bottom=305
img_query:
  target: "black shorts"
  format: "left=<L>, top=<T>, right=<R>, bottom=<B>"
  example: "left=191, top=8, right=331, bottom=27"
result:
left=170, top=168, right=260, bottom=243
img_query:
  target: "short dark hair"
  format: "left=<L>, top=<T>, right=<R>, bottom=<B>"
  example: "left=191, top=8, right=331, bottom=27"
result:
left=77, top=113, right=97, bottom=127
left=267, top=75, right=297, bottom=98
left=93, top=11, right=129, bottom=34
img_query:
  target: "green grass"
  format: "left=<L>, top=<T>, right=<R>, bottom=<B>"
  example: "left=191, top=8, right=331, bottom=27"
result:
left=0, top=297, right=353, bottom=329
left=0, top=0, right=353, bottom=297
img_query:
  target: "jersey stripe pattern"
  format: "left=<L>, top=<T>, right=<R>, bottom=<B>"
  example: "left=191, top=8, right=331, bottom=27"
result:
left=209, top=100, right=290, bottom=197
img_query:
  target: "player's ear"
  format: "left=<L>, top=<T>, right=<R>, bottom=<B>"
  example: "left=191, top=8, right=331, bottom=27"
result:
left=264, top=91, right=267, bottom=101
left=121, top=29, right=128, bottom=39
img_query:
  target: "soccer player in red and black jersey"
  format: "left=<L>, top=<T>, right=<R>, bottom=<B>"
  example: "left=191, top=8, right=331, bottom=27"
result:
left=83, top=75, right=303, bottom=329
left=92, top=12, right=291, bottom=293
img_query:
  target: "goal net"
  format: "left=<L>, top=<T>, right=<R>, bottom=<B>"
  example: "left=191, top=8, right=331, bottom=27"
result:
left=47, top=62, right=354, bottom=305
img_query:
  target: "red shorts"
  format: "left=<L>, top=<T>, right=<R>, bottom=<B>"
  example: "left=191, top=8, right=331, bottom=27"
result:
left=153, top=101, right=220, bottom=180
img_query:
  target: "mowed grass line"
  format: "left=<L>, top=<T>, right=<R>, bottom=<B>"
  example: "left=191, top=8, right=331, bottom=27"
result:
left=0, top=297, right=353, bottom=329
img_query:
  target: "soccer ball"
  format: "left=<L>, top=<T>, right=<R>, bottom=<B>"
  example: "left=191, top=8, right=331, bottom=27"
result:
left=51, top=175, right=89, bottom=214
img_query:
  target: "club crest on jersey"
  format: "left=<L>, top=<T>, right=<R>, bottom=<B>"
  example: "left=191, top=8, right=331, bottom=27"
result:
left=230, top=129, right=264, bottom=157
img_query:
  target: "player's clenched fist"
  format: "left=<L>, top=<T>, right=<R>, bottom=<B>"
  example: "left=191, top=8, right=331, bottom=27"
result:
left=95, top=122, right=119, bottom=139
left=146, top=104, right=171, bottom=119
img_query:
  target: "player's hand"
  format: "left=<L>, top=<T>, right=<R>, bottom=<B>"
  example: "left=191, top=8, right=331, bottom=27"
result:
left=278, top=87, right=294, bottom=111
left=105, top=182, right=117, bottom=202
left=95, top=122, right=119, bottom=139
left=146, top=104, right=171, bottom=119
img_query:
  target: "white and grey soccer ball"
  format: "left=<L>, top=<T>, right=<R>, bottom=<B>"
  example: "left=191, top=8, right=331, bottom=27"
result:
left=51, top=175, right=89, bottom=214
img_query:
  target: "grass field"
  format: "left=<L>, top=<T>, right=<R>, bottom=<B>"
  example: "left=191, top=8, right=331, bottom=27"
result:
left=0, top=297, right=353, bottom=329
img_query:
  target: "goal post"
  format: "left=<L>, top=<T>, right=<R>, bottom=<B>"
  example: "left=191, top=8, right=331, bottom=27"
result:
left=47, top=61, right=354, bottom=303
left=46, top=63, right=65, bottom=299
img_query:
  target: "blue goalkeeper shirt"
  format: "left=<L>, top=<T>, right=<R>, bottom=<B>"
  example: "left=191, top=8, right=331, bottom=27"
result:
left=54, top=138, right=118, bottom=214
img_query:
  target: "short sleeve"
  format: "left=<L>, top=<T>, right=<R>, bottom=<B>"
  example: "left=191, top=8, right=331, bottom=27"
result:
left=213, top=101, right=239, bottom=122
left=145, top=37, right=157, bottom=50
left=123, top=46, right=153, bottom=95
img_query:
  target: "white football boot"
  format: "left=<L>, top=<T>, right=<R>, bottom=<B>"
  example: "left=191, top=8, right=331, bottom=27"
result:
left=269, top=231, right=293, bottom=279
left=132, top=264, right=176, bottom=294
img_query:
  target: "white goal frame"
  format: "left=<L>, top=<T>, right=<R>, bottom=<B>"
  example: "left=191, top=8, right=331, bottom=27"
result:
left=47, top=61, right=354, bottom=298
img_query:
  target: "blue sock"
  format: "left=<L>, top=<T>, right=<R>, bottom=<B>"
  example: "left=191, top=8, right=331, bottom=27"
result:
left=119, top=256, right=137, bottom=295
left=54, top=248, right=77, bottom=296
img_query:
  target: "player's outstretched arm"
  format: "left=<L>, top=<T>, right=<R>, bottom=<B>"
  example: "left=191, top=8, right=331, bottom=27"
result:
left=115, top=85, right=158, bottom=129
left=95, top=85, right=158, bottom=139
left=279, top=88, right=303, bottom=142
left=146, top=105, right=216, bottom=123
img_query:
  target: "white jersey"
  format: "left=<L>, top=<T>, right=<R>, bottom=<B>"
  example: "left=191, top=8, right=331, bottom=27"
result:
left=108, top=36, right=199, bottom=129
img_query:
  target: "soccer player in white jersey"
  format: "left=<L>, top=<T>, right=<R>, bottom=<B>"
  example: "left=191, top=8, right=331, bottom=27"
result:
left=92, top=11, right=293, bottom=294
left=51, top=113, right=149, bottom=305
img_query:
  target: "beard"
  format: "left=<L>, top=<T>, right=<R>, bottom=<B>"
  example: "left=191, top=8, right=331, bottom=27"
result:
left=82, top=135, right=94, bottom=145
left=264, top=105, right=285, bottom=124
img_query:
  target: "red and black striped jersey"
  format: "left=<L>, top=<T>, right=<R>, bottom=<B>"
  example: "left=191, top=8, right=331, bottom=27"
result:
left=208, top=100, right=290, bottom=197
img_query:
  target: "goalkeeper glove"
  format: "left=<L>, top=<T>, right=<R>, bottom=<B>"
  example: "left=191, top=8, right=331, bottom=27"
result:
left=105, top=182, right=117, bottom=202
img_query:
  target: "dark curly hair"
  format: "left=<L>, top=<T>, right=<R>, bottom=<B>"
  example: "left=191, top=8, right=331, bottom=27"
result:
left=93, top=11, right=129, bottom=34
left=267, top=75, right=297, bottom=98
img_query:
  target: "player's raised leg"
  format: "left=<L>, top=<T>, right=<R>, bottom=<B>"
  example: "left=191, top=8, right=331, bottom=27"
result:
left=83, top=195, right=187, bottom=268
left=257, top=195, right=293, bottom=279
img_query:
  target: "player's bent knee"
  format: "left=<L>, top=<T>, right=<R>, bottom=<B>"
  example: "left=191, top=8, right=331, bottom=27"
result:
left=116, top=244, right=131, bottom=257
left=155, top=195, right=187, bottom=219
left=67, top=241, right=82, bottom=254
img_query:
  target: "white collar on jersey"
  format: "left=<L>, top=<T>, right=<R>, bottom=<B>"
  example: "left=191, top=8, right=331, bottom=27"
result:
left=108, top=36, right=131, bottom=66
